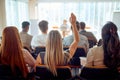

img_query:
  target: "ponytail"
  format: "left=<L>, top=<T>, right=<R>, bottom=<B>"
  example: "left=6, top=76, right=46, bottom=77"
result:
left=102, top=22, right=120, bottom=69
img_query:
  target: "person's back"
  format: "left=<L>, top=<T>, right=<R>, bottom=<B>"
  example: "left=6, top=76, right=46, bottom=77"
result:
left=86, top=22, right=120, bottom=70
left=20, top=21, right=33, bottom=51
left=0, top=27, right=35, bottom=78
left=35, top=13, right=80, bottom=76
left=20, top=32, right=32, bottom=50
left=79, top=22, right=97, bottom=48
left=80, top=30, right=96, bottom=40
left=31, top=20, right=48, bottom=49
left=60, top=19, right=69, bottom=38
left=63, top=21, right=89, bottom=53
left=1, top=27, right=29, bottom=78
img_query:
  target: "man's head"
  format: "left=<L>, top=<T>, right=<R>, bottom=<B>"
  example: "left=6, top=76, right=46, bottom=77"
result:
left=22, top=21, right=30, bottom=32
left=71, top=21, right=80, bottom=31
left=38, top=20, right=48, bottom=34
left=80, top=22, right=86, bottom=30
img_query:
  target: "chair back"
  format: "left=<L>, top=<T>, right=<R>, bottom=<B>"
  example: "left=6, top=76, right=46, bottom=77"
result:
left=64, top=46, right=86, bottom=57
left=31, top=46, right=45, bottom=59
left=80, top=67, right=119, bottom=80
left=64, top=46, right=86, bottom=66
left=35, top=65, right=72, bottom=80
left=34, top=46, right=86, bottom=58
left=73, top=47, right=86, bottom=57
left=35, top=46, right=45, bottom=54
left=0, top=64, right=26, bottom=80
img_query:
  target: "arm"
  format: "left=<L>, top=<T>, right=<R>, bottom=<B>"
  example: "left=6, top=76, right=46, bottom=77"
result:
left=69, top=13, right=80, bottom=57
left=23, top=49, right=35, bottom=68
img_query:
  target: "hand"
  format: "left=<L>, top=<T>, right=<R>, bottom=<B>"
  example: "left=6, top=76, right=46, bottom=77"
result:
left=69, top=13, right=76, bottom=25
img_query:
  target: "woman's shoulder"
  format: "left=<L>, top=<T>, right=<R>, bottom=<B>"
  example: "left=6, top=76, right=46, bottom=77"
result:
left=22, top=49, right=29, bottom=53
left=22, top=49, right=31, bottom=57
left=88, top=46, right=103, bottom=55
left=90, top=45, right=103, bottom=51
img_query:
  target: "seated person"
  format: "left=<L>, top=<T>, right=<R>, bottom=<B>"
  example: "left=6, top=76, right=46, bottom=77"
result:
left=86, top=22, right=120, bottom=71
left=63, top=21, right=89, bottom=53
left=0, top=27, right=35, bottom=78
left=79, top=22, right=97, bottom=48
left=35, top=13, right=79, bottom=75
left=31, top=20, right=48, bottom=49
left=60, top=19, right=69, bottom=38
left=20, top=21, right=33, bottom=52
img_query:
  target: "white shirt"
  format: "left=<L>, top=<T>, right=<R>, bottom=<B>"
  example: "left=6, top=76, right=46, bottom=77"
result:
left=60, top=24, right=69, bottom=31
left=31, top=34, right=47, bottom=49
left=86, top=46, right=105, bottom=67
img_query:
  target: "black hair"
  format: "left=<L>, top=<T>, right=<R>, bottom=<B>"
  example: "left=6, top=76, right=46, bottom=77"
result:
left=22, top=21, right=30, bottom=29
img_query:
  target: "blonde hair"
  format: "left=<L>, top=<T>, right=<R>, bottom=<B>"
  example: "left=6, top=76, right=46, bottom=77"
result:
left=1, top=27, right=28, bottom=78
left=45, top=30, right=65, bottom=76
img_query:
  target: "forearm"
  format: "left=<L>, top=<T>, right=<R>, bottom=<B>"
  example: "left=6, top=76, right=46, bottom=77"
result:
left=72, top=23, right=79, bottom=42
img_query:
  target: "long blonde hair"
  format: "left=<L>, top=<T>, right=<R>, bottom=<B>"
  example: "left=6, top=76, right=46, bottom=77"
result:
left=45, top=30, right=65, bottom=76
left=0, top=27, right=28, bottom=78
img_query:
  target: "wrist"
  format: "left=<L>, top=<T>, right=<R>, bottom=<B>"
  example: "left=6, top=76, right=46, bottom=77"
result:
left=71, top=23, right=76, bottom=26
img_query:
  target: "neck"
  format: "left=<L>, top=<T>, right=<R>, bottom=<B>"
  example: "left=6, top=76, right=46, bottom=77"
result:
left=42, top=32, right=47, bottom=34
left=22, top=30, right=27, bottom=33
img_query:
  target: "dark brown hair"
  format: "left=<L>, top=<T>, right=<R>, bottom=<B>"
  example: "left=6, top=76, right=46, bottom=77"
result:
left=38, top=20, right=48, bottom=33
left=22, top=21, right=30, bottom=29
left=71, top=21, right=80, bottom=31
left=80, top=22, right=86, bottom=30
left=102, top=22, right=120, bottom=69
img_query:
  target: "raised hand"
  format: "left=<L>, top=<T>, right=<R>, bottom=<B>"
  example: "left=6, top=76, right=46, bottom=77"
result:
left=69, top=13, right=76, bottom=25
left=69, top=13, right=80, bottom=58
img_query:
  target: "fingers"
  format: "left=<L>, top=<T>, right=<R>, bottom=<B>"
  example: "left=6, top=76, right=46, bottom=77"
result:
left=71, top=13, right=76, bottom=18
left=71, top=13, right=73, bottom=17
left=70, top=13, right=76, bottom=23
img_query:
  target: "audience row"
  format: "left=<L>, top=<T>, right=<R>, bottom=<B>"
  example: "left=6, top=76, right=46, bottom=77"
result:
left=20, top=17, right=97, bottom=53
left=0, top=13, right=120, bottom=80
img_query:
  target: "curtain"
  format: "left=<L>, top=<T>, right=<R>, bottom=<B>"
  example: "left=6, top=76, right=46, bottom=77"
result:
left=6, top=0, right=29, bottom=31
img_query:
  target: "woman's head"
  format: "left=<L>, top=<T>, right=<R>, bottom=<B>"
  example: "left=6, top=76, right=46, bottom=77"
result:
left=45, top=30, right=64, bottom=75
left=102, top=21, right=118, bottom=41
left=102, top=22, right=120, bottom=69
left=1, top=26, right=28, bottom=77
left=2, top=26, right=22, bottom=49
